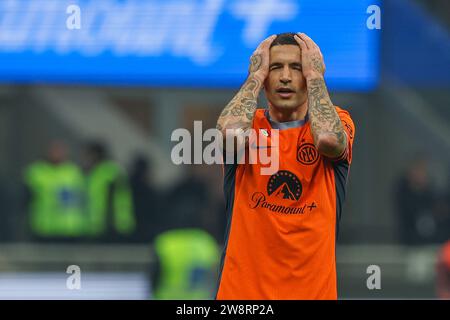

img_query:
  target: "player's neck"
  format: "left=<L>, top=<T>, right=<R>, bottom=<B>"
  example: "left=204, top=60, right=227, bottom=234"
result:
left=268, top=101, right=308, bottom=123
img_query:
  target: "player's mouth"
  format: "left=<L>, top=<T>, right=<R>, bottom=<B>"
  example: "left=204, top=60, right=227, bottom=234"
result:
left=276, top=87, right=295, bottom=98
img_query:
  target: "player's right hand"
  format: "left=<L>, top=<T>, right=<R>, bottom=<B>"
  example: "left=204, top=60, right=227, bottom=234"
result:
left=248, top=35, right=276, bottom=83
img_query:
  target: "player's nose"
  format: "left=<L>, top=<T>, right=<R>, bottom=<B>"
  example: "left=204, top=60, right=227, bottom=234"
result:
left=280, top=66, right=292, bottom=83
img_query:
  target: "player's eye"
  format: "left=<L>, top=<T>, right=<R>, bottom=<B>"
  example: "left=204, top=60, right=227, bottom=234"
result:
left=269, top=65, right=281, bottom=71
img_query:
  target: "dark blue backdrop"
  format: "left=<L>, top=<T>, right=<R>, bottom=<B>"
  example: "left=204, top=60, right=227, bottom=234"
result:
left=0, top=0, right=380, bottom=90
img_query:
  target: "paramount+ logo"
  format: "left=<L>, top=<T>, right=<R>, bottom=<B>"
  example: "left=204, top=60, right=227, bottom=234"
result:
left=249, top=170, right=317, bottom=215
left=267, top=170, right=302, bottom=201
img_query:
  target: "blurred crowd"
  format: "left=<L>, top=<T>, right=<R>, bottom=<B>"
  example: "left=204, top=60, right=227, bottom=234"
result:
left=0, top=139, right=226, bottom=245
left=0, top=140, right=449, bottom=250
left=394, top=153, right=450, bottom=246
left=394, top=154, right=450, bottom=299
left=0, top=140, right=450, bottom=299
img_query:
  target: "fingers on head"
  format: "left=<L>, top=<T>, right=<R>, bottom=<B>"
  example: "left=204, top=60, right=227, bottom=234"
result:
left=266, top=34, right=276, bottom=43
left=300, top=33, right=313, bottom=45
left=261, top=34, right=276, bottom=49
left=294, top=33, right=308, bottom=50
left=302, top=33, right=320, bottom=51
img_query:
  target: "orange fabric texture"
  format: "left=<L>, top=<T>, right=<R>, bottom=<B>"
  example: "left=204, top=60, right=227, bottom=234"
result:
left=217, top=107, right=355, bottom=300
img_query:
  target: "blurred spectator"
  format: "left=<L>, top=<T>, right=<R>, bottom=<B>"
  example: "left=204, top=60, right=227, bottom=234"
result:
left=394, top=154, right=441, bottom=245
left=161, top=165, right=210, bottom=233
left=129, top=154, right=161, bottom=242
left=162, top=165, right=226, bottom=243
left=23, top=140, right=87, bottom=242
left=0, top=180, right=13, bottom=241
left=82, top=141, right=136, bottom=242
left=149, top=165, right=221, bottom=299
left=151, top=228, right=220, bottom=299
left=433, top=182, right=450, bottom=243
left=436, top=240, right=450, bottom=299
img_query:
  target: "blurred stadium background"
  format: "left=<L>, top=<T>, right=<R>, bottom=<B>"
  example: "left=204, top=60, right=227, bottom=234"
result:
left=0, top=0, right=449, bottom=299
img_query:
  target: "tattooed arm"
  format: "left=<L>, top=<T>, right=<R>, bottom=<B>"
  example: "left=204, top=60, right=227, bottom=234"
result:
left=216, top=35, right=275, bottom=152
left=294, top=33, right=346, bottom=158
left=216, top=75, right=262, bottom=135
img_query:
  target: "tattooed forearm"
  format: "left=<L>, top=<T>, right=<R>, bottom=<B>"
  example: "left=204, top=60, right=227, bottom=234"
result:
left=216, top=34, right=274, bottom=151
left=248, top=54, right=262, bottom=74
left=307, top=76, right=346, bottom=156
left=216, top=75, right=262, bottom=133
left=311, top=57, right=325, bottom=75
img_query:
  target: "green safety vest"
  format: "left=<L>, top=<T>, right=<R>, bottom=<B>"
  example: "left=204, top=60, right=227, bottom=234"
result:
left=86, top=161, right=135, bottom=236
left=24, top=161, right=87, bottom=237
left=153, top=229, right=220, bottom=300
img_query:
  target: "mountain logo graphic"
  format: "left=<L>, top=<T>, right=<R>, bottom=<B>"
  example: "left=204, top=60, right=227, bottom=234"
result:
left=267, top=170, right=302, bottom=201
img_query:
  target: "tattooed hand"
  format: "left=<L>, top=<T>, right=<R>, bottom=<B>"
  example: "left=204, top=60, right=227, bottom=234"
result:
left=248, top=35, right=276, bottom=82
left=216, top=35, right=276, bottom=153
left=294, top=33, right=326, bottom=80
left=292, top=33, right=346, bottom=158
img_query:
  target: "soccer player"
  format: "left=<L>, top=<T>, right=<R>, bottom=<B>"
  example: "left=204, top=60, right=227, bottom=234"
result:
left=215, top=32, right=355, bottom=299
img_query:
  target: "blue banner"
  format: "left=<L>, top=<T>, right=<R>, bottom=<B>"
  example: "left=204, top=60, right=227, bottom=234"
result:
left=0, top=0, right=380, bottom=90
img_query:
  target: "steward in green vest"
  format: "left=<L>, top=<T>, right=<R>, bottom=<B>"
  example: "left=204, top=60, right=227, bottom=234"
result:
left=152, top=229, right=220, bottom=300
left=24, top=141, right=87, bottom=238
left=83, top=142, right=135, bottom=239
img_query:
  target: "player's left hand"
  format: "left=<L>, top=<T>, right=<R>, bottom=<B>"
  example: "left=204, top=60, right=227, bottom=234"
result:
left=294, top=33, right=326, bottom=79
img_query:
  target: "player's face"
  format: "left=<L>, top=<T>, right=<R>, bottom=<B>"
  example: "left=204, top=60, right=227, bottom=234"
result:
left=264, top=45, right=307, bottom=111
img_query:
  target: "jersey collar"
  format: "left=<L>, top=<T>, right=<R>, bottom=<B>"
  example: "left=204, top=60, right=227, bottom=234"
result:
left=265, top=109, right=308, bottom=130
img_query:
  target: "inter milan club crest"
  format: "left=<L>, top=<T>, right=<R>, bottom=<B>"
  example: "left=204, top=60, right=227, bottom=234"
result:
left=267, top=170, right=302, bottom=201
left=297, top=143, right=319, bottom=165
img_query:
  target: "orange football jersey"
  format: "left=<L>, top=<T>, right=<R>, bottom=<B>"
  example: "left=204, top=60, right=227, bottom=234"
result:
left=216, top=107, right=355, bottom=300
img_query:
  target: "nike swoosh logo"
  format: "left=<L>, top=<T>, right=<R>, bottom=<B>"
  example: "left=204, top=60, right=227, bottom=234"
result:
left=250, top=143, right=275, bottom=149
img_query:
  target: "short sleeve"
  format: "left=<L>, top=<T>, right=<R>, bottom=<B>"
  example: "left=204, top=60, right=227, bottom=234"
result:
left=332, top=108, right=355, bottom=164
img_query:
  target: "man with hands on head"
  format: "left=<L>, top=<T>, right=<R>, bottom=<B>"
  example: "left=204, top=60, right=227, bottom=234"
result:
left=215, top=32, right=355, bottom=300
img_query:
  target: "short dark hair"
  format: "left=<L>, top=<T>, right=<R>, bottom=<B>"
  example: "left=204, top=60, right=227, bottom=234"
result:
left=270, top=32, right=299, bottom=48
